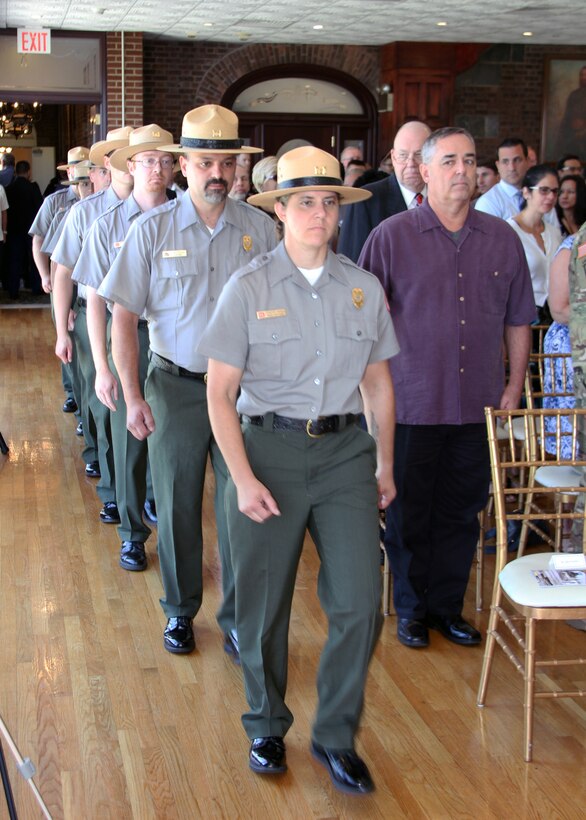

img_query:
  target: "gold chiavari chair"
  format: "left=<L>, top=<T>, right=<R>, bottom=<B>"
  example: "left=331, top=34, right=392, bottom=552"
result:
left=477, top=406, right=586, bottom=762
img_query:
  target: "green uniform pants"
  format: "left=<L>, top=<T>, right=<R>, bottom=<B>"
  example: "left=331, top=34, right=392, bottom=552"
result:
left=109, top=321, right=153, bottom=543
left=227, top=421, right=382, bottom=748
left=145, top=362, right=235, bottom=632
left=74, top=305, right=115, bottom=503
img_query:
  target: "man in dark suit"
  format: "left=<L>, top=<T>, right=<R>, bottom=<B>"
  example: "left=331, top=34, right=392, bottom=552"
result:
left=337, top=120, right=430, bottom=262
left=5, top=160, right=43, bottom=298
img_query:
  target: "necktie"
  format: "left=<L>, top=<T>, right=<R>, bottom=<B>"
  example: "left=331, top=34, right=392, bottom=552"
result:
left=515, top=191, right=524, bottom=211
left=414, top=193, right=424, bottom=207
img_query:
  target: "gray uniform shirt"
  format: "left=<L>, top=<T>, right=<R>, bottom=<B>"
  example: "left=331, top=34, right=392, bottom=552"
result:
left=73, top=194, right=143, bottom=290
left=52, top=186, right=122, bottom=299
left=198, top=242, right=400, bottom=418
left=29, top=186, right=77, bottom=239
left=98, top=193, right=277, bottom=372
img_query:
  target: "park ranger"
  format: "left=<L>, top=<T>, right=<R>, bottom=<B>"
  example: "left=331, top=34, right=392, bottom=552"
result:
left=73, top=125, right=175, bottom=572
left=200, top=146, right=398, bottom=794
left=98, top=105, right=277, bottom=656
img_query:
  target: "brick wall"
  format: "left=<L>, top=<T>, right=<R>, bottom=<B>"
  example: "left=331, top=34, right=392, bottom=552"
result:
left=106, top=31, right=144, bottom=129
left=143, top=40, right=379, bottom=138
left=454, top=43, right=586, bottom=161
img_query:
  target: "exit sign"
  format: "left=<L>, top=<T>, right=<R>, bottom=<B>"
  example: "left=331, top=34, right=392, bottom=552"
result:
left=17, top=28, right=51, bottom=54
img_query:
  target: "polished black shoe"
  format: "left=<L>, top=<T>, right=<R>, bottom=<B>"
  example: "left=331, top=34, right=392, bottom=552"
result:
left=249, top=737, right=287, bottom=774
left=397, top=617, right=429, bottom=648
left=143, top=498, right=157, bottom=524
left=85, top=460, right=100, bottom=477
left=75, top=421, right=84, bottom=437
left=427, top=614, right=481, bottom=646
left=99, top=501, right=120, bottom=524
left=223, top=631, right=240, bottom=665
left=163, top=617, right=195, bottom=654
left=311, top=742, right=374, bottom=795
left=63, top=397, right=78, bottom=413
left=119, top=541, right=147, bottom=572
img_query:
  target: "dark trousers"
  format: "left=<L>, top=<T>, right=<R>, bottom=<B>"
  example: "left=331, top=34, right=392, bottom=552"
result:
left=5, top=234, right=41, bottom=297
left=385, top=423, right=490, bottom=620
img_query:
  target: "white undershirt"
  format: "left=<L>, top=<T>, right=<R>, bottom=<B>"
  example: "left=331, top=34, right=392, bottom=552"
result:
left=297, top=265, right=324, bottom=286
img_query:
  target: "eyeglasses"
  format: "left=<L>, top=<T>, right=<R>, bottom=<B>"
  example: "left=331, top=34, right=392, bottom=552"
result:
left=561, top=166, right=582, bottom=172
left=530, top=186, right=559, bottom=196
left=393, top=151, right=422, bottom=164
left=132, top=157, right=174, bottom=169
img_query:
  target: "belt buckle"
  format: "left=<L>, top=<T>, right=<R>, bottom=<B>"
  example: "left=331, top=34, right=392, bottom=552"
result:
left=306, top=419, right=324, bottom=438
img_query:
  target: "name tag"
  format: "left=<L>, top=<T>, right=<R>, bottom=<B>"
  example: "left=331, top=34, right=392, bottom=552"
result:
left=162, top=249, right=188, bottom=258
left=256, top=308, right=287, bottom=320
left=113, top=241, right=123, bottom=249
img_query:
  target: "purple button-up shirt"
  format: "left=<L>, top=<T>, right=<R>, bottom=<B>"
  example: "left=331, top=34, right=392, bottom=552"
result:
left=358, top=200, right=536, bottom=425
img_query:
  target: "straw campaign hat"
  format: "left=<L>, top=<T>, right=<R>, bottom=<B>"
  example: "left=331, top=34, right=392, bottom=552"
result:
left=160, top=105, right=262, bottom=155
left=89, top=126, right=133, bottom=168
left=109, top=124, right=175, bottom=172
left=248, top=146, right=372, bottom=211
left=62, top=161, right=92, bottom=185
left=57, top=146, right=90, bottom=171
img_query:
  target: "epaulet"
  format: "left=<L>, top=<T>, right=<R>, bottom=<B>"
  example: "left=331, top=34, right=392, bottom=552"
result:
left=337, top=253, right=366, bottom=273
left=135, top=197, right=176, bottom=226
left=237, top=251, right=273, bottom=278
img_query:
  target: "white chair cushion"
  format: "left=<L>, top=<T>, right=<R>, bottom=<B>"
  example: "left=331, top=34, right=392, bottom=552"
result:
left=499, top=553, right=586, bottom=608
left=535, top=465, right=582, bottom=489
left=506, top=417, right=526, bottom=441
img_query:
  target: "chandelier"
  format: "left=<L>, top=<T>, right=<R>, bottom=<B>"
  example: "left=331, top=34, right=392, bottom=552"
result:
left=0, top=101, right=42, bottom=139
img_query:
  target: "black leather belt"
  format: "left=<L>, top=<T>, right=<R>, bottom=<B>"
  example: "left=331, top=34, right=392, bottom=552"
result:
left=138, top=319, right=148, bottom=328
left=77, top=297, right=87, bottom=308
left=242, top=413, right=358, bottom=437
left=150, top=351, right=207, bottom=382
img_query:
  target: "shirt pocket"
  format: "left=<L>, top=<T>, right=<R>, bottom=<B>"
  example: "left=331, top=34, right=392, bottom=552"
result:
left=155, top=256, right=198, bottom=309
left=333, top=314, right=379, bottom=377
left=247, top=317, right=302, bottom=379
left=478, top=268, right=515, bottom=315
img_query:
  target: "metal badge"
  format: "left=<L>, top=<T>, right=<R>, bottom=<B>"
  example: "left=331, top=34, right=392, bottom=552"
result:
left=352, top=287, right=364, bottom=309
left=243, top=234, right=252, bottom=252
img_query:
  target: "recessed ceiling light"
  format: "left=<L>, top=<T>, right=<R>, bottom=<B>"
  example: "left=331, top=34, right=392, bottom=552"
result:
left=523, top=31, right=533, bottom=36
left=313, top=24, right=324, bottom=30
left=437, top=21, right=448, bottom=27
left=187, top=32, right=197, bottom=38
left=203, top=22, right=213, bottom=27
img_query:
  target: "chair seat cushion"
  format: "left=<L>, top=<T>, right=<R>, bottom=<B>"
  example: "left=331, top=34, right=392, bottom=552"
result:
left=499, top=553, right=586, bottom=608
left=535, top=465, right=581, bottom=489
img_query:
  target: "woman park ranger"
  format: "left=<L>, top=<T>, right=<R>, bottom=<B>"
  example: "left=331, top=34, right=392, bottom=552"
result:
left=199, top=146, right=399, bottom=794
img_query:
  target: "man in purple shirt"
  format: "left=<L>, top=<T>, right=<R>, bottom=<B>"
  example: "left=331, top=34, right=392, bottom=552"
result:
left=359, top=126, right=535, bottom=649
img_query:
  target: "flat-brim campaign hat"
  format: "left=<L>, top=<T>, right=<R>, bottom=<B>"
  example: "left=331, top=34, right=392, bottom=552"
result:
left=159, top=105, right=262, bottom=155
left=109, top=124, right=175, bottom=172
left=57, top=146, right=90, bottom=171
left=62, top=161, right=92, bottom=185
left=247, top=146, right=372, bottom=212
left=89, top=126, right=133, bottom=168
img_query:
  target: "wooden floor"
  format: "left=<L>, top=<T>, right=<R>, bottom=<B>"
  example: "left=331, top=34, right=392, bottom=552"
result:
left=0, top=308, right=585, bottom=820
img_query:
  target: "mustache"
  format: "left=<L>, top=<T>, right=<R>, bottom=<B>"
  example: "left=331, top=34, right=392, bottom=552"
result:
left=205, top=177, right=228, bottom=190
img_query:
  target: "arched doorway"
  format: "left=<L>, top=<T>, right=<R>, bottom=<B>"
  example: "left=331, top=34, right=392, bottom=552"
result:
left=222, top=64, right=377, bottom=165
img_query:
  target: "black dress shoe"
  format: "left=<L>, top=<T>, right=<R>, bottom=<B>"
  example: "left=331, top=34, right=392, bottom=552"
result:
left=164, top=617, right=195, bottom=654
left=223, top=631, right=240, bottom=665
left=311, top=742, right=374, bottom=795
left=397, top=617, right=429, bottom=648
left=249, top=737, right=287, bottom=774
left=85, top=460, right=100, bottom=477
left=143, top=498, right=157, bottom=524
left=119, top=541, right=147, bottom=571
left=99, top=501, right=120, bottom=524
left=427, top=614, right=481, bottom=646
left=76, top=421, right=84, bottom=437
left=63, top=397, right=78, bottom=413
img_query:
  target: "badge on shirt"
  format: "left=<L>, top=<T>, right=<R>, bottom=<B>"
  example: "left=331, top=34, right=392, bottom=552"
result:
left=579, top=243, right=586, bottom=259
left=352, top=288, right=364, bottom=309
left=162, top=249, right=187, bottom=258
left=257, top=309, right=287, bottom=320
left=243, top=235, right=253, bottom=252
left=113, top=241, right=123, bottom=249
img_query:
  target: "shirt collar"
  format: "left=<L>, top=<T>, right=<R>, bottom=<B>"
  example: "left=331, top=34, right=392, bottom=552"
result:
left=397, top=180, right=427, bottom=208
left=415, top=197, right=491, bottom=236
left=267, top=242, right=350, bottom=287
left=498, top=179, right=522, bottom=198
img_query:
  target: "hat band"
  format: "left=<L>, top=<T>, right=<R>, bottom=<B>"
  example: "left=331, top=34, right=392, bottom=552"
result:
left=278, top=175, right=342, bottom=190
left=180, top=136, right=243, bottom=149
